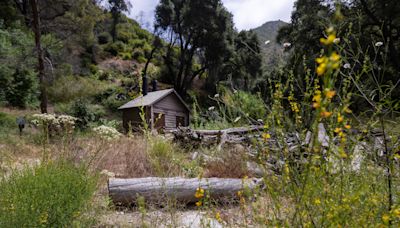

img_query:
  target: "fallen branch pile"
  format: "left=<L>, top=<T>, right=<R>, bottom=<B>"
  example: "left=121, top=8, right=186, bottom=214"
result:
left=171, top=125, right=264, bottom=148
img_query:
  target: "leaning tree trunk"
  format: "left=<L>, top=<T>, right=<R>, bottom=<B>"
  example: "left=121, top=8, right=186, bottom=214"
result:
left=108, top=177, right=263, bottom=205
left=30, top=0, right=48, bottom=113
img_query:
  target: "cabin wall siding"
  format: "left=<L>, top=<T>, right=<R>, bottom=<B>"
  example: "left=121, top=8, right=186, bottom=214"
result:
left=153, top=94, right=187, bottom=112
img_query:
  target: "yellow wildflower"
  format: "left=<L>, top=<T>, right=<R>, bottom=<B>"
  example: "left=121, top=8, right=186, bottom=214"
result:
left=382, top=214, right=390, bottom=224
left=334, top=128, right=342, bottom=133
left=312, top=92, right=322, bottom=108
left=284, top=164, right=290, bottom=174
left=344, top=125, right=351, bottom=129
left=393, top=208, right=400, bottom=217
left=195, top=187, right=205, bottom=199
left=215, top=211, right=222, bottom=222
left=330, top=52, right=340, bottom=62
left=317, top=63, right=327, bottom=76
left=332, top=62, right=340, bottom=69
left=325, top=89, right=336, bottom=99
left=314, top=199, right=321, bottom=205
left=39, top=212, right=48, bottom=225
left=339, top=150, right=348, bottom=159
left=337, top=114, right=344, bottom=123
left=320, top=34, right=336, bottom=45
left=316, top=56, right=327, bottom=64
left=321, top=111, right=332, bottom=118
left=195, top=201, right=202, bottom=207
left=262, top=133, right=271, bottom=140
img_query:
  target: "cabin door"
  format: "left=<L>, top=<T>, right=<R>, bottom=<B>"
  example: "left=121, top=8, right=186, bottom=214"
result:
left=153, top=113, right=165, bottom=130
left=176, top=116, right=185, bottom=127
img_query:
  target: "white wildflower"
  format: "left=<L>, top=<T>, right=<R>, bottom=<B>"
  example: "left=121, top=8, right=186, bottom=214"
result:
left=208, top=106, right=215, bottom=111
left=233, top=116, right=241, bottom=123
left=265, top=40, right=270, bottom=45
left=93, top=125, right=121, bottom=140
left=31, top=113, right=58, bottom=126
left=100, top=169, right=115, bottom=178
left=233, top=90, right=238, bottom=94
left=343, top=63, right=351, bottom=69
left=257, top=119, right=264, bottom=123
left=283, top=42, right=291, bottom=48
left=375, top=41, right=383, bottom=47
left=57, top=115, right=77, bottom=126
left=214, top=94, right=220, bottom=98
left=333, top=38, right=340, bottom=44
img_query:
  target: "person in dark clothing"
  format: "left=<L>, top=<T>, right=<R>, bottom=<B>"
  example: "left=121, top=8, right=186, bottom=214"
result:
left=16, top=116, right=26, bottom=136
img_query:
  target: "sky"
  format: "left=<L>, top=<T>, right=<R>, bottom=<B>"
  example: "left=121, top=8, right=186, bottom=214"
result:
left=128, top=0, right=296, bottom=31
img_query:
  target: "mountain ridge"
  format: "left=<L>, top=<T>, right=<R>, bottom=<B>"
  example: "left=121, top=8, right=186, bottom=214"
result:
left=251, top=20, right=288, bottom=70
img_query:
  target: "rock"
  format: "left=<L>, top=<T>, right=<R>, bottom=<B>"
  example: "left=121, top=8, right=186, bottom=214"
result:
left=303, top=131, right=312, bottom=146
left=178, top=211, right=222, bottom=228
left=318, top=123, right=330, bottom=147
left=247, top=161, right=264, bottom=177
left=352, top=143, right=366, bottom=171
left=191, top=151, right=199, bottom=160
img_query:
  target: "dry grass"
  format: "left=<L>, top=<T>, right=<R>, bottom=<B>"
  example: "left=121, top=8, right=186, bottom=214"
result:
left=204, top=144, right=251, bottom=178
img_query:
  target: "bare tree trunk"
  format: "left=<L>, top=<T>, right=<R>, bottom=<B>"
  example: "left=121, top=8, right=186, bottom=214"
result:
left=108, top=177, right=262, bottom=205
left=30, top=0, right=48, bottom=113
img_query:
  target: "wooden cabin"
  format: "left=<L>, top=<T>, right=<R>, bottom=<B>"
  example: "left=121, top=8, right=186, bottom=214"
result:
left=118, top=89, right=190, bottom=132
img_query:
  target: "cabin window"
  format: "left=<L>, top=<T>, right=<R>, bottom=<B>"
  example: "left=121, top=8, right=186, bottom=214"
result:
left=176, top=116, right=185, bottom=127
left=153, top=113, right=165, bottom=129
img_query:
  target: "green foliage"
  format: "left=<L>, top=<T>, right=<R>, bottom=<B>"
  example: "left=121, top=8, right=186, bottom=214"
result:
left=0, top=112, right=15, bottom=133
left=2, top=68, right=37, bottom=108
left=0, top=161, right=97, bottom=227
left=70, top=100, right=96, bottom=130
left=155, top=0, right=236, bottom=95
left=224, top=30, right=263, bottom=90
left=148, top=137, right=184, bottom=177
left=0, top=25, right=37, bottom=107
left=48, top=75, right=109, bottom=103
left=98, top=32, right=111, bottom=44
left=104, top=41, right=127, bottom=56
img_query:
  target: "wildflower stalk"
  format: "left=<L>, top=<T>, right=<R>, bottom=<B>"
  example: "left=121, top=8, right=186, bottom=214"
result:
left=381, top=115, right=393, bottom=226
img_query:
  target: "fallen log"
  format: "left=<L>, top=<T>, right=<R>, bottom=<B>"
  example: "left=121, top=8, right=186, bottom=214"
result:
left=108, top=177, right=263, bottom=205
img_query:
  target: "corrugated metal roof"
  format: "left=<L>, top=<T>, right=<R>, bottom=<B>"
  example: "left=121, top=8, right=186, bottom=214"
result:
left=118, top=89, right=176, bottom=109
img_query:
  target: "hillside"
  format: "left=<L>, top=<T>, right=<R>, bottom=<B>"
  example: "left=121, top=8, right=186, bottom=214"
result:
left=252, top=20, right=288, bottom=70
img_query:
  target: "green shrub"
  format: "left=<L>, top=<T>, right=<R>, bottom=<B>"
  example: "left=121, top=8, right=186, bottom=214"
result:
left=48, top=76, right=109, bottom=103
left=70, top=100, right=95, bottom=130
left=104, top=41, right=126, bottom=56
left=119, top=52, right=132, bottom=60
left=0, top=67, right=37, bottom=108
left=102, top=95, right=126, bottom=110
left=98, top=32, right=111, bottom=44
left=0, top=112, right=15, bottom=129
left=148, top=137, right=184, bottom=177
left=55, top=63, right=73, bottom=78
left=137, top=56, right=147, bottom=64
left=0, top=161, right=97, bottom=227
left=132, top=49, right=145, bottom=61
left=232, top=90, right=267, bottom=120
left=89, top=64, right=99, bottom=75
